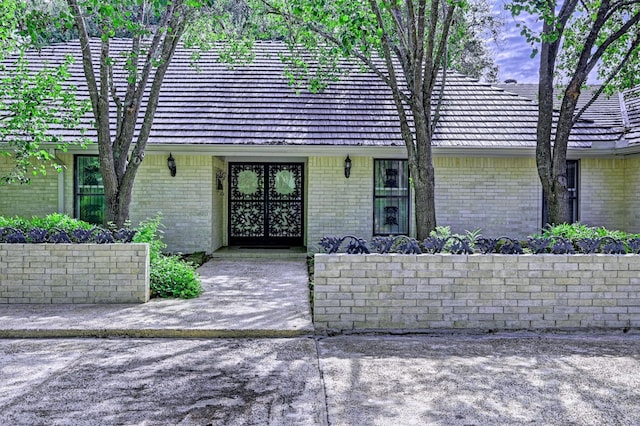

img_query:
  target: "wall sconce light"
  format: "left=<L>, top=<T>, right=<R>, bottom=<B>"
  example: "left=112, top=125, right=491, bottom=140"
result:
left=216, top=170, right=226, bottom=193
left=344, top=155, right=352, bottom=178
left=167, top=153, right=176, bottom=177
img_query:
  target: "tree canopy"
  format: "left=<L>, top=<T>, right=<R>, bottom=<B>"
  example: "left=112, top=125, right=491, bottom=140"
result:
left=0, top=0, right=89, bottom=184
left=258, top=0, right=497, bottom=238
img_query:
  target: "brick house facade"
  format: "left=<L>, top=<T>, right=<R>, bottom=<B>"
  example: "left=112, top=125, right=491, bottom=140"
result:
left=1, top=40, right=639, bottom=253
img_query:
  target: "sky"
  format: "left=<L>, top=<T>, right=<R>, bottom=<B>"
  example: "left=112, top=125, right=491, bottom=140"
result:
left=490, top=1, right=541, bottom=84
left=488, top=1, right=602, bottom=84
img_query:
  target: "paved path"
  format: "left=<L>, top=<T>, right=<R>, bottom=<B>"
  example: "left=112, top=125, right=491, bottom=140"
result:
left=0, top=258, right=314, bottom=338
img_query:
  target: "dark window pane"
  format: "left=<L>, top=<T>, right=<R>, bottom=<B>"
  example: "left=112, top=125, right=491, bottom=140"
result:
left=374, top=160, right=409, bottom=235
left=75, top=156, right=105, bottom=225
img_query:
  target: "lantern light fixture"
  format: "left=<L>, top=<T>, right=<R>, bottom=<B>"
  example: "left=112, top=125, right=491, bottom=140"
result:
left=167, top=153, right=176, bottom=177
left=344, top=155, right=352, bottom=178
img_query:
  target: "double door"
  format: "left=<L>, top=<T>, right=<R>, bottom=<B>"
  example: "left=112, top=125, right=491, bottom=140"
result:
left=228, top=163, right=304, bottom=246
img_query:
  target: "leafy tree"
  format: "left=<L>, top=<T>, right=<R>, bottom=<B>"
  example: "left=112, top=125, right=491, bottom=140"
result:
left=448, top=0, right=501, bottom=82
left=62, top=0, right=257, bottom=227
left=0, top=0, right=88, bottom=183
left=259, top=0, right=490, bottom=239
left=63, top=0, right=206, bottom=227
left=507, top=0, right=640, bottom=225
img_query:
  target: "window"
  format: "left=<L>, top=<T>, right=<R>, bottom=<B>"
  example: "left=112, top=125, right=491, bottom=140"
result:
left=374, top=159, right=409, bottom=235
left=74, top=155, right=105, bottom=225
left=542, top=160, right=579, bottom=226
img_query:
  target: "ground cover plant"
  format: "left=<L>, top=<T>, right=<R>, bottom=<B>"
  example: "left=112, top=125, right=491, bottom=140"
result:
left=0, top=213, right=202, bottom=299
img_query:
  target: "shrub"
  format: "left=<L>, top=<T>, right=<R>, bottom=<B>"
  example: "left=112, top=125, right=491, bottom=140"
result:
left=536, top=223, right=637, bottom=243
left=0, top=213, right=93, bottom=232
left=132, top=215, right=166, bottom=263
left=133, top=215, right=202, bottom=299
left=0, top=214, right=134, bottom=243
left=150, top=255, right=202, bottom=299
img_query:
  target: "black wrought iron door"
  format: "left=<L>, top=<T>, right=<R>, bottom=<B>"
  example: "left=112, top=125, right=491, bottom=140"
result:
left=228, top=163, right=304, bottom=246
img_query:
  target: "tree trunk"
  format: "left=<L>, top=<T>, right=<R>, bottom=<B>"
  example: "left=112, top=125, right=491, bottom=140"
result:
left=545, top=178, right=570, bottom=226
left=103, top=179, right=134, bottom=228
left=68, top=0, right=189, bottom=229
left=536, top=14, right=573, bottom=227
left=410, top=159, right=436, bottom=240
left=410, top=98, right=437, bottom=240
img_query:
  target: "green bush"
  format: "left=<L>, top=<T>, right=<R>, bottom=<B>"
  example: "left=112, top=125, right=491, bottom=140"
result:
left=132, top=215, right=166, bottom=262
left=535, top=223, right=637, bottom=242
left=133, top=215, right=202, bottom=299
left=150, top=255, right=202, bottom=299
left=0, top=213, right=94, bottom=232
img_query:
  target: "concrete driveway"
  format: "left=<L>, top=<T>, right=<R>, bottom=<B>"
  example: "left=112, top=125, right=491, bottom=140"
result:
left=1, top=333, right=639, bottom=425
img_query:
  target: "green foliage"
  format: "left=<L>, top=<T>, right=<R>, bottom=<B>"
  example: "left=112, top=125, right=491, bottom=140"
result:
left=430, top=225, right=482, bottom=250
left=505, top=0, right=640, bottom=91
left=132, top=215, right=167, bottom=263
left=534, top=223, right=638, bottom=242
left=430, top=225, right=481, bottom=241
left=446, top=0, right=501, bottom=82
left=0, top=213, right=94, bottom=232
left=149, top=255, right=202, bottom=299
left=0, top=2, right=90, bottom=184
left=132, top=215, right=202, bottom=299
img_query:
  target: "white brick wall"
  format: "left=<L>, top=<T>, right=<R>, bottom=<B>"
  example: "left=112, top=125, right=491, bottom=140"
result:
left=0, top=157, right=60, bottom=217
left=314, top=253, right=640, bottom=331
left=4, top=152, right=640, bottom=253
left=624, top=156, right=640, bottom=232
left=434, top=157, right=541, bottom=238
left=0, top=243, right=149, bottom=303
left=211, top=157, right=225, bottom=252
left=129, top=154, right=214, bottom=253
left=581, top=158, right=627, bottom=229
left=307, top=156, right=373, bottom=247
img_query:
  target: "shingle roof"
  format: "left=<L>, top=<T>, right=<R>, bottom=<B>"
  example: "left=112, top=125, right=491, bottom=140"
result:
left=3, top=39, right=623, bottom=150
left=623, top=86, right=640, bottom=145
left=495, top=83, right=625, bottom=129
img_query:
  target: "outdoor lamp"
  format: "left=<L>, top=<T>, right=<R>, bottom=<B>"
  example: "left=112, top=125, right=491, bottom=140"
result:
left=167, top=153, right=177, bottom=177
left=344, top=155, right=352, bottom=178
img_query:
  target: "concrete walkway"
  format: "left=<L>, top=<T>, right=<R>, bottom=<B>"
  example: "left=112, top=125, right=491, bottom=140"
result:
left=0, top=257, right=314, bottom=338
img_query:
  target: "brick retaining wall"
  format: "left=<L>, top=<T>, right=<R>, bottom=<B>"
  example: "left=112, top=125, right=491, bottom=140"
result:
left=313, top=254, right=640, bottom=331
left=0, top=244, right=150, bottom=303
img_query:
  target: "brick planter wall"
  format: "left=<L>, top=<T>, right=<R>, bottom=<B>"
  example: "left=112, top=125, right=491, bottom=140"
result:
left=313, top=254, right=640, bottom=332
left=0, top=244, right=150, bottom=303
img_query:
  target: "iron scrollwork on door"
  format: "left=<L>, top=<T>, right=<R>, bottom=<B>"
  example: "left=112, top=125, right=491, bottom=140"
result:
left=230, top=164, right=265, bottom=238
left=229, top=163, right=303, bottom=245
left=267, top=164, right=302, bottom=239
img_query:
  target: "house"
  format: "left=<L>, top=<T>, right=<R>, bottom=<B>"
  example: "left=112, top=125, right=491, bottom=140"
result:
left=1, top=39, right=639, bottom=253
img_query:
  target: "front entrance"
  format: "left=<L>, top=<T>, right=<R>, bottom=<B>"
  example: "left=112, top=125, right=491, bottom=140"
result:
left=228, top=163, right=304, bottom=246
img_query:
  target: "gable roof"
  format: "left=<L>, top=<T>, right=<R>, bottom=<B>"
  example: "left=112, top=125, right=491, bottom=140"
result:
left=3, top=39, right=625, bottom=151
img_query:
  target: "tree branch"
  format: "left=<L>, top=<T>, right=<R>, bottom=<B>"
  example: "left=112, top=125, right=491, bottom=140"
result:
left=368, top=0, right=416, bottom=159
left=586, top=11, right=640, bottom=72
left=260, top=0, right=412, bottom=104
left=66, top=0, right=98, bottom=113
left=573, top=33, right=640, bottom=125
